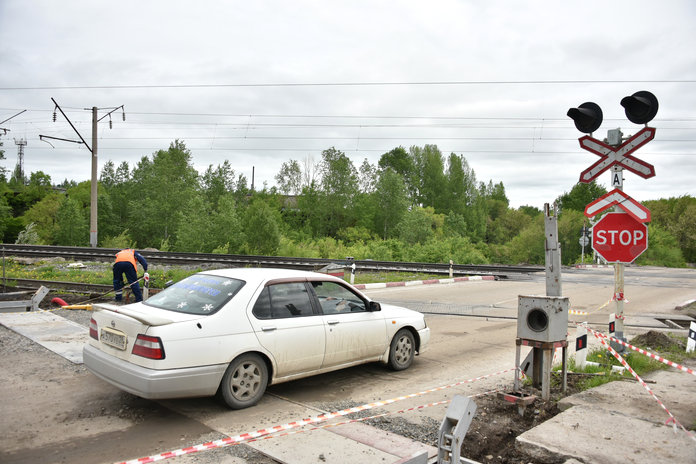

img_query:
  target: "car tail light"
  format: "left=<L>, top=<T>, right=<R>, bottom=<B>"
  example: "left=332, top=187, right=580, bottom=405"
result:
left=132, top=334, right=165, bottom=360
left=89, top=318, right=98, bottom=340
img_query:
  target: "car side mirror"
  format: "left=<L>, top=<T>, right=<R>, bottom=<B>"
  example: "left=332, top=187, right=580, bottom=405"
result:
left=368, top=301, right=381, bottom=312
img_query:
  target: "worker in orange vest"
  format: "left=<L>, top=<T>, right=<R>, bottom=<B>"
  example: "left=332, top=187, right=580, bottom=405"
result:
left=113, top=249, right=149, bottom=302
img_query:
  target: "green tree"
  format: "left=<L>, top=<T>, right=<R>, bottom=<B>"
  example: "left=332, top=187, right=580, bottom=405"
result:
left=673, top=203, right=696, bottom=262
left=0, top=194, right=13, bottom=241
left=100, top=161, right=132, bottom=242
left=174, top=194, right=214, bottom=252
left=504, top=216, right=545, bottom=265
left=645, top=195, right=696, bottom=263
left=378, top=147, right=416, bottom=203
left=485, top=208, right=532, bottom=245
left=296, top=181, right=322, bottom=237
left=175, top=193, right=244, bottom=253
left=200, top=160, right=242, bottom=208
left=557, top=209, right=586, bottom=265
left=316, top=147, right=358, bottom=236
left=397, top=207, right=444, bottom=246
left=446, top=153, right=479, bottom=215
left=128, top=140, right=199, bottom=247
left=15, top=222, right=41, bottom=244
left=243, top=198, right=281, bottom=255
left=374, top=168, right=408, bottom=239
left=556, top=181, right=607, bottom=213
left=0, top=136, right=6, bottom=181
left=636, top=224, right=685, bottom=267
left=210, top=194, right=244, bottom=253
left=275, top=159, right=303, bottom=195
left=412, top=145, right=447, bottom=211
left=358, top=159, right=377, bottom=194
left=54, top=197, right=89, bottom=246
left=21, top=192, right=63, bottom=244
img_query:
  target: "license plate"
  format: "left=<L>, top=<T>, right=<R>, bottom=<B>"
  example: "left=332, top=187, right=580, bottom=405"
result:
left=100, top=327, right=127, bottom=351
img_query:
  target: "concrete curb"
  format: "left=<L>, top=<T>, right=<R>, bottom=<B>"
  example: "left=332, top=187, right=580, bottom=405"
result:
left=354, top=275, right=495, bottom=290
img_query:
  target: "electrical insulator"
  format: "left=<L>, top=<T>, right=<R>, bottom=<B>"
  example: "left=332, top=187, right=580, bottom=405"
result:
left=52, top=111, right=57, bottom=122
left=122, top=110, right=126, bottom=121
left=109, top=116, right=113, bottom=129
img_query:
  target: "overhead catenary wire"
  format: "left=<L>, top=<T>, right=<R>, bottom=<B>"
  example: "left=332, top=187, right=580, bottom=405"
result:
left=1, top=78, right=696, bottom=91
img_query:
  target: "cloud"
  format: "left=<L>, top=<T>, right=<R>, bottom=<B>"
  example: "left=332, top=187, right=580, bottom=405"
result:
left=1, top=0, right=694, bottom=209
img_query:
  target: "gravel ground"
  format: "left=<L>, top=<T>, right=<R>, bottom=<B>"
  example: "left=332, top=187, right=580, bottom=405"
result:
left=20, top=293, right=559, bottom=463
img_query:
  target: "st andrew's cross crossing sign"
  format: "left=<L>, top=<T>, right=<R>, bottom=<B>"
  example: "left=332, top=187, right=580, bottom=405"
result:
left=591, top=212, right=648, bottom=263
left=578, top=127, right=656, bottom=183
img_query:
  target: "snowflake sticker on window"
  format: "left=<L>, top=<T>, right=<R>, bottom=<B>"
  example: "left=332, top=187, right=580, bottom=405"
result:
left=145, top=275, right=245, bottom=315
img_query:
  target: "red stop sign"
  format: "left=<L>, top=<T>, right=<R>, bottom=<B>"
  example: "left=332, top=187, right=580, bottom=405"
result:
left=592, top=212, right=648, bottom=263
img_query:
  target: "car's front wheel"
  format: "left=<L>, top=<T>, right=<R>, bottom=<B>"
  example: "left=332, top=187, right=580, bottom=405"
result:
left=388, top=329, right=415, bottom=371
left=219, top=353, right=268, bottom=409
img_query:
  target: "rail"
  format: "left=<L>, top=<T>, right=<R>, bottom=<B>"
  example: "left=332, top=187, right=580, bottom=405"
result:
left=0, top=244, right=544, bottom=277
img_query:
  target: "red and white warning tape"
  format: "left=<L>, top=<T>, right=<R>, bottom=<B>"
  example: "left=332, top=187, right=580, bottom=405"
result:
left=116, top=368, right=513, bottom=464
left=568, top=298, right=612, bottom=317
left=590, top=329, right=696, bottom=377
left=246, top=389, right=500, bottom=447
left=586, top=326, right=696, bottom=441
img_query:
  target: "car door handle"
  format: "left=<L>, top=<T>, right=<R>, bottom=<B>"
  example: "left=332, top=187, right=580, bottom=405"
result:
left=261, top=326, right=277, bottom=332
left=327, top=320, right=339, bottom=325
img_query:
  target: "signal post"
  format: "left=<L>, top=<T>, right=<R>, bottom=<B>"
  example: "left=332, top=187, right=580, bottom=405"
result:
left=568, top=91, right=659, bottom=350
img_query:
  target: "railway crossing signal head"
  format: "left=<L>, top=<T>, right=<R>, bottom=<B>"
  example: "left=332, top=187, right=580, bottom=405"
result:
left=567, top=101, right=603, bottom=134
left=620, top=90, right=659, bottom=125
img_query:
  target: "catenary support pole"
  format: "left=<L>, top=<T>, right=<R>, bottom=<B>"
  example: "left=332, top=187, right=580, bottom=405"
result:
left=90, top=107, right=98, bottom=248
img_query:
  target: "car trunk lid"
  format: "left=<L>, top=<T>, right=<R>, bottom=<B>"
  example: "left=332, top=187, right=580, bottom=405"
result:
left=89, top=303, right=202, bottom=362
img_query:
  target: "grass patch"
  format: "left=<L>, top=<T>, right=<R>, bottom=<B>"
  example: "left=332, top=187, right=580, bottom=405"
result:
left=0, top=258, right=448, bottom=289
left=351, top=271, right=446, bottom=285
left=558, top=331, right=696, bottom=391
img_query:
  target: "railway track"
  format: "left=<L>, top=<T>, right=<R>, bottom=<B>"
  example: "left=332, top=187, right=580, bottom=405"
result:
left=1, top=278, right=115, bottom=295
left=0, top=244, right=543, bottom=277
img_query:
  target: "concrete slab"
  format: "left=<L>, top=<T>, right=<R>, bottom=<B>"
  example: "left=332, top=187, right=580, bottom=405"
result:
left=0, top=311, right=88, bottom=363
left=327, top=422, right=437, bottom=461
left=247, top=427, right=399, bottom=463
left=520, top=368, right=696, bottom=463
left=517, top=405, right=696, bottom=464
left=559, top=370, right=696, bottom=427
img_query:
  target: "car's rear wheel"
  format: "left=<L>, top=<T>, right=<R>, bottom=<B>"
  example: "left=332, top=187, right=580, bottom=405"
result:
left=388, top=329, right=415, bottom=371
left=219, top=353, right=268, bottom=409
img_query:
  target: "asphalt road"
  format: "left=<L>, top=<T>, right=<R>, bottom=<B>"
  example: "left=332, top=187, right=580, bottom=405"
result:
left=1, top=266, right=694, bottom=464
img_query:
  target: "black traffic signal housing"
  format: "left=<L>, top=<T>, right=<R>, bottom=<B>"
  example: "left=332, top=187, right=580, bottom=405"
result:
left=620, top=90, right=658, bottom=125
left=567, top=102, right=603, bottom=134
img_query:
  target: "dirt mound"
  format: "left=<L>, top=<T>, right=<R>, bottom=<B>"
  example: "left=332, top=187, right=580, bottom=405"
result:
left=630, top=330, right=685, bottom=351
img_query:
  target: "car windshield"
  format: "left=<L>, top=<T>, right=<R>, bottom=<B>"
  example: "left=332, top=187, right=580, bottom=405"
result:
left=144, top=274, right=245, bottom=315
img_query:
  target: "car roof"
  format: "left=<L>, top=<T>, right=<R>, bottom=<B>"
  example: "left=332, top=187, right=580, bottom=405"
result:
left=200, top=267, right=344, bottom=286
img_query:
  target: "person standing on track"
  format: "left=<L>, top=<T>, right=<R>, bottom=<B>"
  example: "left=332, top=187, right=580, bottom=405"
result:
left=113, top=248, right=149, bottom=302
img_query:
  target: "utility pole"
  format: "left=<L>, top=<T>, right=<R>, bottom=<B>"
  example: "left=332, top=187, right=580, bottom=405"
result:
left=91, top=107, right=98, bottom=247
left=40, top=99, right=124, bottom=248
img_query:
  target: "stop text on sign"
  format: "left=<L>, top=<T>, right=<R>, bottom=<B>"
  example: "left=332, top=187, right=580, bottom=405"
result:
left=591, top=212, right=648, bottom=263
left=594, top=229, right=645, bottom=246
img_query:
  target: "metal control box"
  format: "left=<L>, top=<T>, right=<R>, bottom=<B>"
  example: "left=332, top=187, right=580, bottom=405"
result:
left=517, top=295, right=569, bottom=343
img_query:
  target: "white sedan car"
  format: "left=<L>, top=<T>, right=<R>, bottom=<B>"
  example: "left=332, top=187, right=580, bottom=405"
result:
left=84, top=268, right=430, bottom=409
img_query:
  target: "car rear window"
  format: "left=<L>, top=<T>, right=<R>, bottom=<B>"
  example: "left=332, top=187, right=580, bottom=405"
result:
left=144, top=274, right=245, bottom=315
left=252, top=282, right=316, bottom=319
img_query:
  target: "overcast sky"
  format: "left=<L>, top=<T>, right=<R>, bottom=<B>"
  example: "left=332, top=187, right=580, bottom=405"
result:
left=0, top=0, right=694, bottom=209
